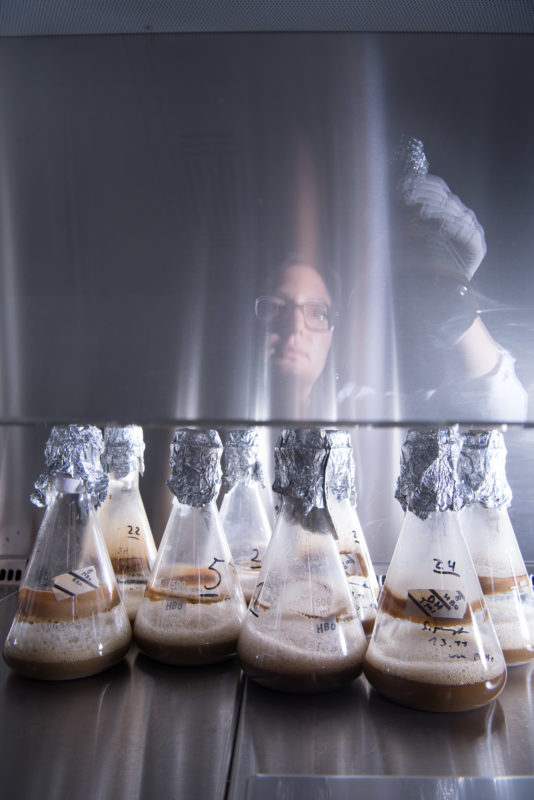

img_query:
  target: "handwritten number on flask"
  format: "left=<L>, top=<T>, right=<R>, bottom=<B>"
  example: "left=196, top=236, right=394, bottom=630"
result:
left=205, top=557, right=224, bottom=591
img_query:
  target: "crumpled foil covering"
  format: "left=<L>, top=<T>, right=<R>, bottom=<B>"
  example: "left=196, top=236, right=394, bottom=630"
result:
left=393, top=134, right=429, bottom=180
left=32, top=424, right=108, bottom=508
left=222, top=429, right=265, bottom=490
left=273, top=428, right=355, bottom=515
left=101, top=425, right=145, bottom=478
left=458, top=429, right=512, bottom=509
left=395, top=428, right=466, bottom=519
left=167, top=428, right=222, bottom=507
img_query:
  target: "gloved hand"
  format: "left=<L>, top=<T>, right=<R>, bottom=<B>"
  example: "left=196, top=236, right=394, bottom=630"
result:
left=400, top=170, right=486, bottom=282
left=392, top=137, right=486, bottom=348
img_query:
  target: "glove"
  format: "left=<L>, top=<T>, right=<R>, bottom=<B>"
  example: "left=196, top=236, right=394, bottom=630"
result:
left=392, top=137, right=486, bottom=348
left=400, top=171, right=486, bottom=282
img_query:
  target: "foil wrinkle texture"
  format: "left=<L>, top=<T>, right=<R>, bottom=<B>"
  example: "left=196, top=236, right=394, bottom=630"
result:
left=393, top=134, right=429, bottom=182
left=101, top=425, right=145, bottom=479
left=395, top=428, right=466, bottom=519
left=222, top=429, right=265, bottom=491
left=32, top=424, right=108, bottom=508
left=167, top=428, right=222, bottom=507
left=458, top=429, right=512, bottom=509
left=273, top=428, right=355, bottom=515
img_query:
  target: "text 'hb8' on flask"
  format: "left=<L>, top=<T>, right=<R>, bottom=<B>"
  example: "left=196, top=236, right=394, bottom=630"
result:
left=133, top=429, right=246, bottom=666
left=237, top=429, right=368, bottom=694
left=98, top=425, right=157, bottom=623
left=3, top=425, right=132, bottom=680
left=363, top=428, right=507, bottom=712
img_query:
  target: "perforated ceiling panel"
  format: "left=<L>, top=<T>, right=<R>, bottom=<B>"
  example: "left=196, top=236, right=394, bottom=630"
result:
left=0, top=0, right=533, bottom=36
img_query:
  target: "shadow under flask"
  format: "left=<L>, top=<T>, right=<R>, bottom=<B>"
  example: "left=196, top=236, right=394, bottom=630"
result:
left=237, top=428, right=368, bottom=694
left=363, top=428, right=507, bottom=712
left=133, top=429, right=246, bottom=665
left=98, top=425, right=157, bottom=622
left=219, top=429, right=272, bottom=604
left=3, top=425, right=132, bottom=680
left=458, top=429, right=534, bottom=667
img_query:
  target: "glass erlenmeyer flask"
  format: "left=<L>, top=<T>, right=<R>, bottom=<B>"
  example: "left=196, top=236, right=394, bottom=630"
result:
left=458, top=429, right=534, bottom=666
left=237, top=429, right=368, bottom=694
left=325, top=431, right=379, bottom=638
left=98, top=425, right=157, bottom=622
left=3, top=425, right=132, bottom=680
left=133, top=429, right=246, bottom=665
left=363, top=428, right=507, bottom=712
left=219, top=429, right=272, bottom=603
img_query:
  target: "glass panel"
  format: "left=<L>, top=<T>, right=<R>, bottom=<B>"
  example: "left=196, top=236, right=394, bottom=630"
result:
left=0, top=33, right=533, bottom=425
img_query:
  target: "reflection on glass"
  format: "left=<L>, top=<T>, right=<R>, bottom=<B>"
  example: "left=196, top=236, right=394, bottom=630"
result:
left=254, top=138, right=528, bottom=424
left=255, top=259, right=338, bottom=419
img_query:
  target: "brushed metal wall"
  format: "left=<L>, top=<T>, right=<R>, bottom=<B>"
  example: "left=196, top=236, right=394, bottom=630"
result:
left=1, top=32, right=533, bottom=560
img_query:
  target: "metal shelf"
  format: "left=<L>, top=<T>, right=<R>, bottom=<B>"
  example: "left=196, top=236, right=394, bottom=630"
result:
left=1, top=592, right=533, bottom=800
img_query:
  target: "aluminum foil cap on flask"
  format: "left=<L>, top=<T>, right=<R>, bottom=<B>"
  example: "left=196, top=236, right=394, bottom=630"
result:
left=394, top=427, right=467, bottom=519
left=458, top=429, right=512, bottom=509
left=167, top=428, right=223, bottom=507
left=222, top=429, right=265, bottom=491
left=101, top=425, right=146, bottom=478
left=31, top=424, right=108, bottom=508
left=272, top=428, right=355, bottom=516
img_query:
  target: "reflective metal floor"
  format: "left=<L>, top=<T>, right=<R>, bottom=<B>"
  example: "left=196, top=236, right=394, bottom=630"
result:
left=1, top=591, right=533, bottom=800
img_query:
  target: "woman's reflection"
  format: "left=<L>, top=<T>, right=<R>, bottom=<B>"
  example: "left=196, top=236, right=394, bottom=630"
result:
left=255, top=258, right=339, bottom=419
left=254, top=150, right=528, bottom=423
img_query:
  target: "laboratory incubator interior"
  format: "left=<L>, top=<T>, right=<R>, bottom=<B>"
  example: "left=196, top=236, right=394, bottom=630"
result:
left=1, top=2, right=534, bottom=798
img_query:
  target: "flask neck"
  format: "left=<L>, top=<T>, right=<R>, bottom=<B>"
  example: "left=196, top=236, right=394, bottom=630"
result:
left=50, top=474, right=87, bottom=495
left=279, top=496, right=335, bottom=536
left=108, top=470, right=140, bottom=491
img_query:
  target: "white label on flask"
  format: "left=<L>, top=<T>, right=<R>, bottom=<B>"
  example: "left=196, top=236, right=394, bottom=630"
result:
left=53, top=566, right=99, bottom=601
left=407, top=588, right=467, bottom=619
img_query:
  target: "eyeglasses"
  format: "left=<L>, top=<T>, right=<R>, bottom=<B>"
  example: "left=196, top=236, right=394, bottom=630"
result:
left=255, top=296, right=336, bottom=332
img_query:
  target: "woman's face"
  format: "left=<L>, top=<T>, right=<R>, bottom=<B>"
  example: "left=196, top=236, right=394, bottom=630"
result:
left=265, top=263, right=334, bottom=393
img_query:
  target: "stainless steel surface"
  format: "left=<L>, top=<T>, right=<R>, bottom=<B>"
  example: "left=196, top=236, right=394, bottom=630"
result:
left=0, top=593, right=243, bottom=800
left=244, top=776, right=534, bottom=799
left=229, top=666, right=534, bottom=799
left=1, top=587, right=533, bottom=799
left=0, top=557, right=27, bottom=586
left=0, top=33, right=533, bottom=426
left=1, top=30, right=534, bottom=562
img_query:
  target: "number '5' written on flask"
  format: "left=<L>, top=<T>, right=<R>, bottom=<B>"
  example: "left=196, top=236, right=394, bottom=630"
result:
left=433, top=558, right=460, bottom=578
left=204, top=557, right=224, bottom=591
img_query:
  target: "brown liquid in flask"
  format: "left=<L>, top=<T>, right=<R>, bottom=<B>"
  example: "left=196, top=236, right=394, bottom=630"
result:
left=363, top=428, right=506, bottom=712
left=133, top=429, right=246, bottom=666
left=98, top=426, right=157, bottom=622
left=3, top=425, right=132, bottom=680
left=237, top=429, right=368, bottom=694
left=458, top=430, right=534, bottom=667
